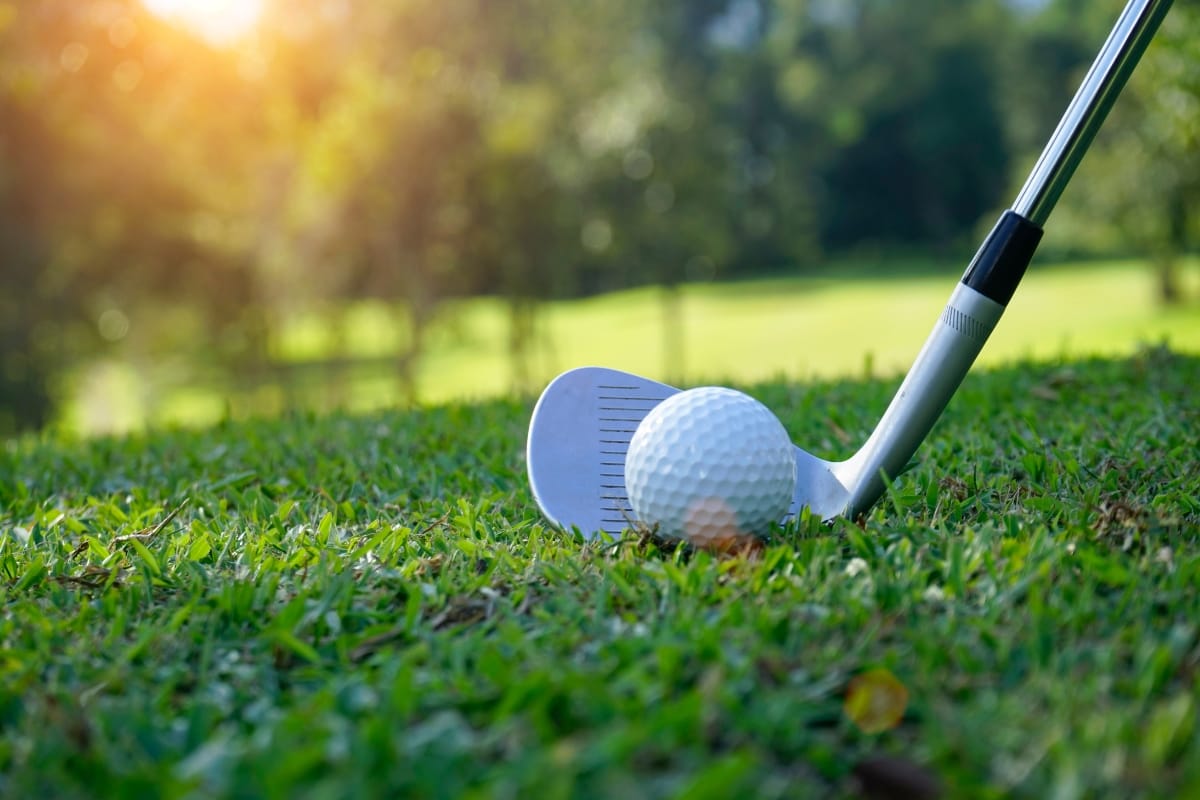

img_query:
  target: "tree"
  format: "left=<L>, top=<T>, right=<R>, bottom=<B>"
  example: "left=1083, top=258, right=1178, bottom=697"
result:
left=801, top=0, right=1014, bottom=250
left=0, top=0, right=271, bottom=431
left=0, top=88, right=58, bottom=432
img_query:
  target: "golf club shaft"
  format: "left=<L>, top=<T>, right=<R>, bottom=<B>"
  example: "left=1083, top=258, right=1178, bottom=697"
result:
left=842, top=0, right=1171, bottom=518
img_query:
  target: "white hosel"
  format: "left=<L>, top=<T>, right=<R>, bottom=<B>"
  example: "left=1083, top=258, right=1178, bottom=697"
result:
left=834, top=282, right=1005, bottom=518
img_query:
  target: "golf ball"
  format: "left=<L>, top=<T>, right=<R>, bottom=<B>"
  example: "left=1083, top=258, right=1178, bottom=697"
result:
left=624, top=387, right=796, bottom=545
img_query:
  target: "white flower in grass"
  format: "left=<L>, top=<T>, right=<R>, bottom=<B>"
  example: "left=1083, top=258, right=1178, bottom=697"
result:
left=844, top=557, right=869, bottom=578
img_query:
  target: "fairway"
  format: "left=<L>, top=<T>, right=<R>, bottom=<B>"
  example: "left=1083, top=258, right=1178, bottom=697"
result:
left=67, top=258, right=1200, bottom=434
left=425, top=259, right=1200, bottom=402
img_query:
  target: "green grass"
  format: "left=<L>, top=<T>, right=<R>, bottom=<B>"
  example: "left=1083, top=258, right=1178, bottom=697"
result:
left=6, top=348, right=1200, bottom=797
left=65, top=257, right=1200, bottom=434
left=520, top=258, right=1200, bottom=393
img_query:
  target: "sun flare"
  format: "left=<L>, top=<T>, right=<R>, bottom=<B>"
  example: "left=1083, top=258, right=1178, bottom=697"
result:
left=141, top=0, right=264, bottom=44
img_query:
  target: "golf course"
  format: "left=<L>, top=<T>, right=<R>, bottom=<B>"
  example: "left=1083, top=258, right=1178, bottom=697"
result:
left=9, top=256, right=1200, bottom=797
left=5, top=342, right=1199, bottom=797
left=5, top=0, right=1200, bottom=796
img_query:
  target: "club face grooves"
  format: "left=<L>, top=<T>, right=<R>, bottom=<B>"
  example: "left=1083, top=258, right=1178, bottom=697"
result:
left=594, top=384, right=664, bottom=529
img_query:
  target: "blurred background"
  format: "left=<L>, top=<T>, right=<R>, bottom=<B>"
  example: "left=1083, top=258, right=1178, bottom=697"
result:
left=1, top=0, right=1197, bottom=437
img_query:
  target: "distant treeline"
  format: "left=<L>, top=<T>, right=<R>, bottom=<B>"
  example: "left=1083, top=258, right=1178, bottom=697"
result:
left=1, top=0, right=1196, bottom=431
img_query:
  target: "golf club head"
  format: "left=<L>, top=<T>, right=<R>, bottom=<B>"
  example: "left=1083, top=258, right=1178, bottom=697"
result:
left=526, top=282, right=1006, bottom=538
left=525, top=367, right=850, bottom=538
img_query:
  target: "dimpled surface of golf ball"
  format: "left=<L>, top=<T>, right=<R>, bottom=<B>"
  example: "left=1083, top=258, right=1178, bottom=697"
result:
left=625, top=387, right=796, bottom=545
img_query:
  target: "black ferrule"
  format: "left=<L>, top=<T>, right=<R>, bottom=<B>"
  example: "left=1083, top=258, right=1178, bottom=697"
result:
left=961, top=210, right=1044, bottom=306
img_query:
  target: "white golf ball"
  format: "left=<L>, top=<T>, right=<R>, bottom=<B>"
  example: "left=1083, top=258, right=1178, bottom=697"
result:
left=624, top=387, right=796, bottom=545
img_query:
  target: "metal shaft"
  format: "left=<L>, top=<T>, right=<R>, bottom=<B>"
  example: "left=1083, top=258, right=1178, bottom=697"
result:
left=1013, top=0, right=1174, bottom=226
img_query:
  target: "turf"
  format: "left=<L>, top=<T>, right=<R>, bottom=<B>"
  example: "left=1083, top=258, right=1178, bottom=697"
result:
left=4, top=348, right=1199, bottom=798
left=66, top=257, right=1200, bottom=433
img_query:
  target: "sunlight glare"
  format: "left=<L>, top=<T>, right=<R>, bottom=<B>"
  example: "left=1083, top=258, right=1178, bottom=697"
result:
left=142, top=0, right=264, bottom=44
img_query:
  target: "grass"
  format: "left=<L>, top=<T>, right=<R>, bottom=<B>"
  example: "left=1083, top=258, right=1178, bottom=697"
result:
left=65, top=257, right=1200, bottom=434
left=5, top=347, right=1200, bottom=797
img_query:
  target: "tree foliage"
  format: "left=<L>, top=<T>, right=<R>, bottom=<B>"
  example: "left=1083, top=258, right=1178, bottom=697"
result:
left=0, top=0, right=1193, bottom=431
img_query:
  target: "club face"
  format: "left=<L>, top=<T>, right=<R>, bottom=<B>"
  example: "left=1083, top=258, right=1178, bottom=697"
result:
left=526, top=367, right=852, bottom=538
left=526, top=367, right=676, bottom=537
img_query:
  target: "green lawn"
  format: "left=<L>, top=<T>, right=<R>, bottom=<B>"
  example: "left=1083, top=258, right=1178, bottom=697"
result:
left=491, top=258, right=1200, bottom=398
left=6, top=349, right=1200, bottom=797
left=345, top=258, right=1200, bottom=406
left=66, top=257, right=1200, bottom=435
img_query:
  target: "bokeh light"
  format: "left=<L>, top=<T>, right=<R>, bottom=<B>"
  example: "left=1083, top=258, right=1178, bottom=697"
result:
left=141, top=0, right=263, bottom=44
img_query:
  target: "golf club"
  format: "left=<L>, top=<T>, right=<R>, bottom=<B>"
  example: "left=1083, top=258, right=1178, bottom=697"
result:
left=527, top=0, right=1174, bottom=538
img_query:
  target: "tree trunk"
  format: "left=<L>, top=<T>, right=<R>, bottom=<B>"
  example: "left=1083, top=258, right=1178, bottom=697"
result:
left=1155, top=190, right=1189, bottom=305
left=660, top=283, right=685, bottom=384
left=508, top=297, right=538, bottom=397
left=396, top=293, right=437, bottom=405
